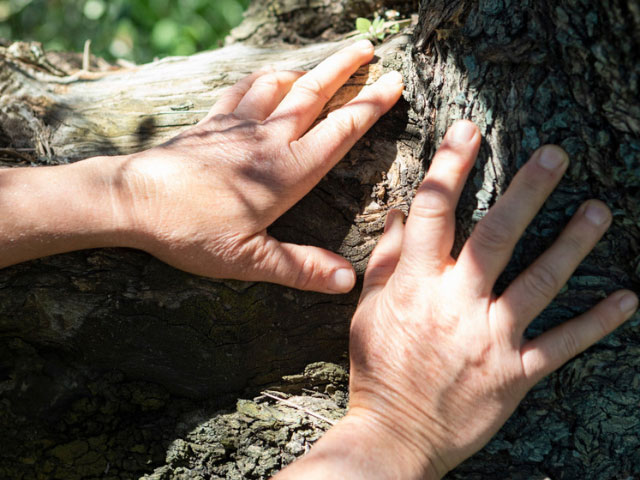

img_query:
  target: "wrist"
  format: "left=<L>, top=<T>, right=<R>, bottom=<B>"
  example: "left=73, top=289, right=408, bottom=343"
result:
left=71, top=154, right=140, bottom=247
left=0, top=155, right=137, bottom=267
left=275, top=411, right=442, bottom=480
left=342, top=408, right=444, bottom=480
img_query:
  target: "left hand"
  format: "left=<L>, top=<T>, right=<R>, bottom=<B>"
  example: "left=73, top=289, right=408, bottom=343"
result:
left=345, top=121, right=637, bottom=476
left=118, top=40, right=404, bottom=293
left=273, top=121, right=637, bottom=480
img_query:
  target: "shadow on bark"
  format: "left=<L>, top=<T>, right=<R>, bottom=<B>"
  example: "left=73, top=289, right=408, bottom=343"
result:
left=402, top=1, right=640, bottom=478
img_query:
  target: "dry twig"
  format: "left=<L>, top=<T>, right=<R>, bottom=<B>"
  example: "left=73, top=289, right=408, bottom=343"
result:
left=261, top=391, right=336, bottom=426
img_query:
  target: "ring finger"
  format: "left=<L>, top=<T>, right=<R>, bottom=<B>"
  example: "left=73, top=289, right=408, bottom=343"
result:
left=456, top=145, right=569, bottom=296
left=234, top=71, right=305, bottom=121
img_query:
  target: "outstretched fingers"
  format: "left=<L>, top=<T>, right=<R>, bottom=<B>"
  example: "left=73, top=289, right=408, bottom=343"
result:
left=521, top=290, right=638, bottom=384
left=268, top=40, right=375, bottom=141
left=456, top=145, right=569, bottom=296
left=281, top=70, right=403, bottom=201
left=497, top=200, right=612, bottom=336
left=401, top=120, right=480, bottom=273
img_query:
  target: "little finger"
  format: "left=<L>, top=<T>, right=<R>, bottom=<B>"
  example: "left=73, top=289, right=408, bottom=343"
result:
left=521, top=290, right=638, bottom=384
left=203, top=71, right=269, bottom=121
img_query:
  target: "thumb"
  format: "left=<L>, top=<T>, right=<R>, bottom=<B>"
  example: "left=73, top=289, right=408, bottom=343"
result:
left=361, top=209, right=405, bottom=300
left=246, top=235, right=356, bottom=294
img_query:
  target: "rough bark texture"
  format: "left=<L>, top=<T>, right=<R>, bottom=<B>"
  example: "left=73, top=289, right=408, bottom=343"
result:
left=225, top=0, right=419, bottom=45
left=1, top=0, right=639, bottom=479
left=404, top=1, right=640, bottom=479
left=0, top=3, right=417, bottom=478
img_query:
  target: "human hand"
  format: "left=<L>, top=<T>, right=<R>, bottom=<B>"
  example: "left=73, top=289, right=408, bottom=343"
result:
left=341, top=121, right=639, bottom=478
left=117, top=40, right=403, bottom=293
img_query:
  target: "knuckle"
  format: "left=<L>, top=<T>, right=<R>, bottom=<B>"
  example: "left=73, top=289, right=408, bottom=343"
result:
left=561, top=231, right=588, bottom=256
left=411, top=183, right=451, bottom=219
left=208, top=113, right=228, bottom=123
left=560, top=328, right=580, bottom=359
left=517, top=174, right=543, bottom=196
left=294, top=255, right=317, bottom=291
left=365, top=252, right=399, bottom=279
left=256, top=73, right=282, bottom=91
left=522, top=263, right=561, bottom=299
left=472, top=216, right=514, bottom=251
left=294, top=76, right=331, bottom=103
left=591, top=308, right=613, bottom=338
left=287, top=140, right=307, bottom=172
left=328, top=110, right=361, bottom=137
left=247, top=238, right=273, bottom=270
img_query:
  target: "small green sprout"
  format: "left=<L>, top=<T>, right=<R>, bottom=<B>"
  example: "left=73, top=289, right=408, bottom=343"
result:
left=355, top=15, right=400, bottom=43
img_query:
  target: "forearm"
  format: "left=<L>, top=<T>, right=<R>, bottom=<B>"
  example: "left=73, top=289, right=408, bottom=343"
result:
left=0, top=156, right=133, bottom=268
left=272, top=413, right=441, bottom=480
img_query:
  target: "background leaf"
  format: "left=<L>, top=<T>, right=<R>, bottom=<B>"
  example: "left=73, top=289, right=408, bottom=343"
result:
left=355, top=17, right=371, bottom=34
left=0, top=0, right=250, bottom=63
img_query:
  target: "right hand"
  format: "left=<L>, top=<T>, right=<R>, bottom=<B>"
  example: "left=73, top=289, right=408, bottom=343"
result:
left=345, top=120, right=638, bottom=477
left=115, top=40, right=403, bottom=294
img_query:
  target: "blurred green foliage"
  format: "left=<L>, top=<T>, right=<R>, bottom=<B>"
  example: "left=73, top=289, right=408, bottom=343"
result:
left=0, top=0, right=250, bottom=63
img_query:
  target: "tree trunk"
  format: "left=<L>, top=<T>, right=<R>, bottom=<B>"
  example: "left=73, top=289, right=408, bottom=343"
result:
left=1, top=0, right=639, bottom=479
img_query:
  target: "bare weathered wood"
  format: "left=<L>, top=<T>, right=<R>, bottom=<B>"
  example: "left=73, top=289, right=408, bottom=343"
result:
left=0, top=24, right=422, bottom=480
left=0, top=31, right=417, bottom=384
left=0, top=36, right=405, bottom=160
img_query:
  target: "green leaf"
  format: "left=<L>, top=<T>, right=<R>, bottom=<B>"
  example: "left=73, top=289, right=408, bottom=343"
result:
left=356, top=17, right=371, bottom=34
left=390, top=23, right=400, bottom=34
left=372, top=17, right=384, bottom=30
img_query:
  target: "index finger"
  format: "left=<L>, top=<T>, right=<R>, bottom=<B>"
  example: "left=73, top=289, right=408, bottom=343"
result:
left=400, top=121, right=480, bottom=274
left=267, top=40, right=375, bottom=141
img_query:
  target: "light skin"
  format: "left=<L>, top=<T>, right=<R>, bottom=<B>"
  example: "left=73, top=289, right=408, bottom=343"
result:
left=0, top=40, right=398, bottom=294
left=274, top=122, right=638, bottom=479
left=0, top=40, right=637, bottom=478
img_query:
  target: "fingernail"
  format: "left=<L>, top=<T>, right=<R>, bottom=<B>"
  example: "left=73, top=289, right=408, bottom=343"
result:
left=354, top=39, right=374, bottom=51
left=619, top=293, right=638, bottom=315
left=584, top=202, right=610, bottom=226
left=538, top=146, right=568, bottom=170
left=379, top=71, right=403, bottom=85
left=447, top=120, right=477, bottom=145
left=328, top=268, right=355, bottom=293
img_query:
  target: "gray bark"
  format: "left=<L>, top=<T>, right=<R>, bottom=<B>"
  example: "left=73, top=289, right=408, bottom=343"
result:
left=1, top=0, right=639, bottom=479
left=406, top=1, right=640, bottom=479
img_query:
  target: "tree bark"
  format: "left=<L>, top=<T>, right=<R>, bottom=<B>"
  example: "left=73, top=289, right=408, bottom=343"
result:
left=1, top=0, right=639, bottom=479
